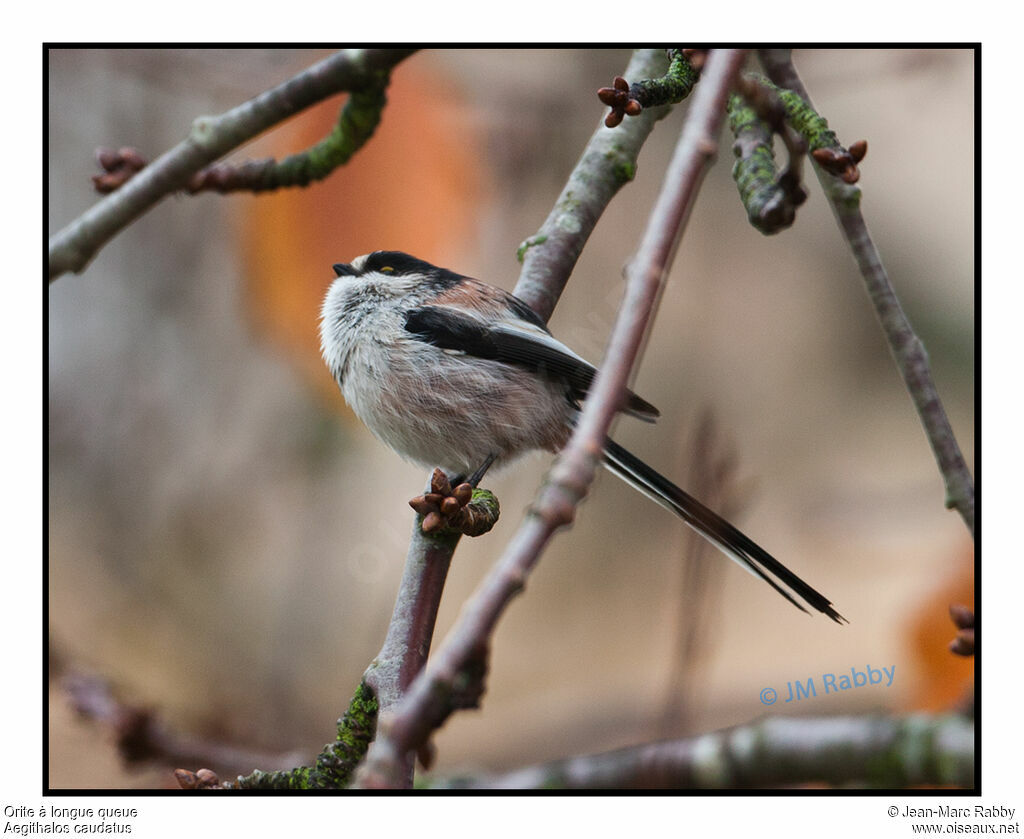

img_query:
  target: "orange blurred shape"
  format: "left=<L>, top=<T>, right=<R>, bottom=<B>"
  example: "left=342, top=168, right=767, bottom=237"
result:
left=906, top=540, right=974, bottom=711
left=239, top=53, right=486, bottom=411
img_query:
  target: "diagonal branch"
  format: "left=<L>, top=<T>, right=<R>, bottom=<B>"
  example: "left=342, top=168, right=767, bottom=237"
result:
left=47, top=48, right=416, bottom=281
left=758, top=49, right=975, bottom=537
left=353, top=48, right=749, bottom=789
left=514, top=49, right=681, bottom=318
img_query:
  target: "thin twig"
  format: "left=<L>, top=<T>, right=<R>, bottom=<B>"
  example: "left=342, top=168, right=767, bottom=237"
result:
left=425, top=712, right=974, bottom=789
left=353, top=49, right=749, bottom=789
left=514, top=49, right=676, bottom=319
left=758, top=50, right=975, bottom=537
left=47, top=48, right=416, bottom=281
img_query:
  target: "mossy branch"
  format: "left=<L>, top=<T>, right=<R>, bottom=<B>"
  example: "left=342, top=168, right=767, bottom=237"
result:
left=745, top=71, right=867, bottom=185
left=176, top=681, right=379, bottom=790
left=726, top=68, right=868, bottom=234
left=726, top=92, right=807, bottom=234
left=188, top=76, right=390, bottom=193
left=597, top=48, right=701, bottom=128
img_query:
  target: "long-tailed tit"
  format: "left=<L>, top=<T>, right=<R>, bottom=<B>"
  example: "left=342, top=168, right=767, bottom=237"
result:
left=320, top=251, right=844, bottom=623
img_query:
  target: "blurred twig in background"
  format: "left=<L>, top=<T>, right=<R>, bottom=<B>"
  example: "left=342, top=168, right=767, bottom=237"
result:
left=656, top=410, right=735, bottom=737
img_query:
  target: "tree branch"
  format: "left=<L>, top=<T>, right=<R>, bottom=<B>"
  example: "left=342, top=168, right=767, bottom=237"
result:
left=184, top=74, right=391, bottom=194
left=726, top=89, right=807, bottom=235
left=47, top=48, right=416, bottom=281
left=353, top=48, right=749, bottom=789
left=425, top=713, right=974, bottom=789
left=513, top=48, right=678, bottom=319
left=357, top=520, right=461, bottom=785
left=757, top=49, right=975, bottom=537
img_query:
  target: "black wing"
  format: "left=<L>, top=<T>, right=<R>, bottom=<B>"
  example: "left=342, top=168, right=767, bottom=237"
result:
left=405, top=305, right=659, bottom=421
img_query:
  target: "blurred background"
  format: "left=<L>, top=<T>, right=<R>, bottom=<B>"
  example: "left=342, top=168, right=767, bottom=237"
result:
left=47, top=48, right=974, bottom=788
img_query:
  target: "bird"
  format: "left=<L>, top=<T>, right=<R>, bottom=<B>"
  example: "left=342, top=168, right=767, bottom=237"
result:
left=320, top=250, right=845, bottom=623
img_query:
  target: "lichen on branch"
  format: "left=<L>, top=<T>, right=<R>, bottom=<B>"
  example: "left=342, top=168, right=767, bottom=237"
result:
left=597, top=48, right=702, bottom=128
left=188, top=76, right=391, bottom=193
left=726, top=92, right=807, bottom=234
left=743, top=72, right=867, bottom=185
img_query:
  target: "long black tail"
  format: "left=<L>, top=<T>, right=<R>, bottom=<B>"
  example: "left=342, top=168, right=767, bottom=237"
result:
left=603, top=437, right=846, bottom=623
